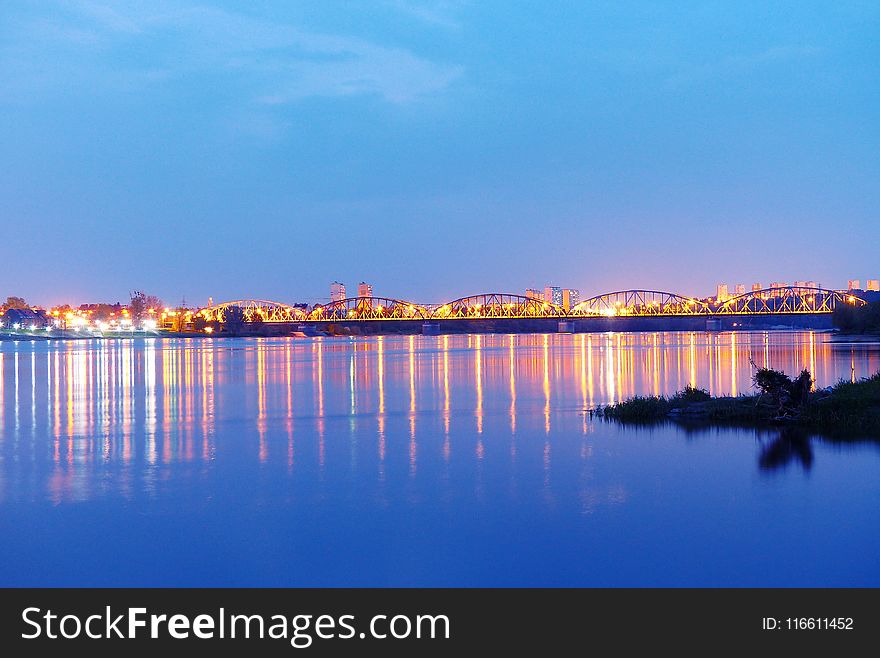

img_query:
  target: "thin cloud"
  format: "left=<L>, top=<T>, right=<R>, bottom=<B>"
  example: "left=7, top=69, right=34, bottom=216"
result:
left=387, top=0, right=466, bottom=30
left=69, top=0, right=144, bottom=34
left=2, top=1, right=463, bottom=105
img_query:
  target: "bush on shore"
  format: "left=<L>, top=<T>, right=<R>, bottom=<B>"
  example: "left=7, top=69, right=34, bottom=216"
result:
left=597, top=368, right=880, bottom=433
left=833, top=301, right=880, bottom=334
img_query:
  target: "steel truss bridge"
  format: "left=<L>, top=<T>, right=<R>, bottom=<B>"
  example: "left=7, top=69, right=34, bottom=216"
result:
left=196, top=287, right=865, bottom=324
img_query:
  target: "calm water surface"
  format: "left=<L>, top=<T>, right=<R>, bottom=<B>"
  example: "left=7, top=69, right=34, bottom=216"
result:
left=1, top=331, right=878, bottom=586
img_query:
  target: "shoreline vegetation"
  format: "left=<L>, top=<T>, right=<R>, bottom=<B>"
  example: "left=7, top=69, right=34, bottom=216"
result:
left=595, top=367, right=880, bottom=436
left=832, top=299, right=880, bottom=335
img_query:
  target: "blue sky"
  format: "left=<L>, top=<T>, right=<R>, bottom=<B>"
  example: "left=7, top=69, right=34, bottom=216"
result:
left=1, top=1, right=878, bottom=306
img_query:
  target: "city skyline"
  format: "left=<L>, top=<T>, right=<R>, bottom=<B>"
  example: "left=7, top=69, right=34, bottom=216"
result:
left=2, top=2, right=879, bottom=306
left=4, top=271, right=878, bottom=311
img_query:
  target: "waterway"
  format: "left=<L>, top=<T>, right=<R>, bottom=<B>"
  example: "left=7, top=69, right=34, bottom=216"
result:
left=1, top=331, right=878, bottom=585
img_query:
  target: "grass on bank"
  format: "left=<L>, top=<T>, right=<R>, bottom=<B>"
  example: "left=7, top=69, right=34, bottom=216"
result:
left=597, top=370, right=880, bottom=434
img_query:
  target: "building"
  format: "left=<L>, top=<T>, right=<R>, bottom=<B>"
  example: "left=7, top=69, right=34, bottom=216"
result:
left=357, top=282, right=373, bottom=298
left=716, top=283, right=729, bottom=303
left=769, top=282, right=786, bottom=298
left=330, top=281, right=346, bottom=302
left=751, top=283, right=762, bottom=292
left=2, top=308, right=50, bottom=330
left=543, top=286, right=563, bottom=307
left=525, top=288, right=543, bottom=300
left=562, top=289, right=580, bottom=310
left=848, top=280, right=861, bottom=291
left=867, top=280, right=880, bottom=292
left=734, top=284, right=745, bottom=296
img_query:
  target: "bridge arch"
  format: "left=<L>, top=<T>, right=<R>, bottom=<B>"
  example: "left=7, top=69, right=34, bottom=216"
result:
left=570, top=290, right=711, bottom=316
left=197, top=300, right=307, bottom=323
left=717, top=286, right=866, bottom=315
left=431, top=293, right=566, bottom=319
left=309, top=297, right=428, bottom=321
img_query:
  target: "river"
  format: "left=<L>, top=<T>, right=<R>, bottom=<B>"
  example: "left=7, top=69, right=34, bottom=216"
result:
left=1, top=331, right=878, bottom=585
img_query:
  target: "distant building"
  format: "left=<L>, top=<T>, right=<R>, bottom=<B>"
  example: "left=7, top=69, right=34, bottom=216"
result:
left=79, top=302, right=123, bottom=313
left=867, top=280, right=880, bottom=292
left=544, top=286, right=563, bottom=307
left=769, top=282, right=787, bottom=298
left=525, top=288, right=543, bottom=300
left=751, top=283, right=762, bottom=292
left=562, top=289, right=580, bottom=311
left=734, top=284, right=745, bottom=296
left=330, top=281, right=346, bottom=302
left=357, top=282, right=373, bottom=298
left=716, top=283, right=729, bottom=302
left=2, top=308, right=49, bottom=330
left=794, top=280, right=808, bottom=289
left=848, top=280, right=861, bottom=291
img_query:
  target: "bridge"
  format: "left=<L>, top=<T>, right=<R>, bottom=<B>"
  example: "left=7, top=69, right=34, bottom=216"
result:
left=568, top=286, right=862, bottom=317
left=191, top=287, right=865, bottom=331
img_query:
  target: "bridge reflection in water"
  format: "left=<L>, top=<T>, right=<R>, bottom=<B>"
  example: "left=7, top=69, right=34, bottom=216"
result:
left=1, top=332, right=878, bottom=503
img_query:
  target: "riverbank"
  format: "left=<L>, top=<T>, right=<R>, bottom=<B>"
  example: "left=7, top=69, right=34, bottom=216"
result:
left=0, top=330, right=165, bottom=341
left=0, top=330, right=315, bottom=341
left=596, top=372, right=880, bottom=435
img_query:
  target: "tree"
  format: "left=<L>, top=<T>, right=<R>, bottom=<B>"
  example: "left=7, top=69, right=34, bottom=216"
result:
left=4, top=296, right=28, bottom=310
left=129, top=291, right=146, bottom=319
left=144, top=294, right=163, bottom=313
left=129, top=291, right=164, bottom=319
left=89, top=303, right=122, bottom=321
left=752, top=366, right=813, bottom=417
left=223, top=305, right=245, bottom=333
left=834, top=301, right=880, bottom=334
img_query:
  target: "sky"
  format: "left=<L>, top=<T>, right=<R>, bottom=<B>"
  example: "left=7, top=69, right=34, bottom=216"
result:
left=1, top=1, right=878, bottom=307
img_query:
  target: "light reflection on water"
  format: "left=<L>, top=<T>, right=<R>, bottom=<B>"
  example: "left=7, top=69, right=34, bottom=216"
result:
left=0, top=331, right=878, bottom=586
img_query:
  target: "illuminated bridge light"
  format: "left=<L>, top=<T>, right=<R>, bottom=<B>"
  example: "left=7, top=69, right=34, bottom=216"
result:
left=191, top=287, right=864, bottom=327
